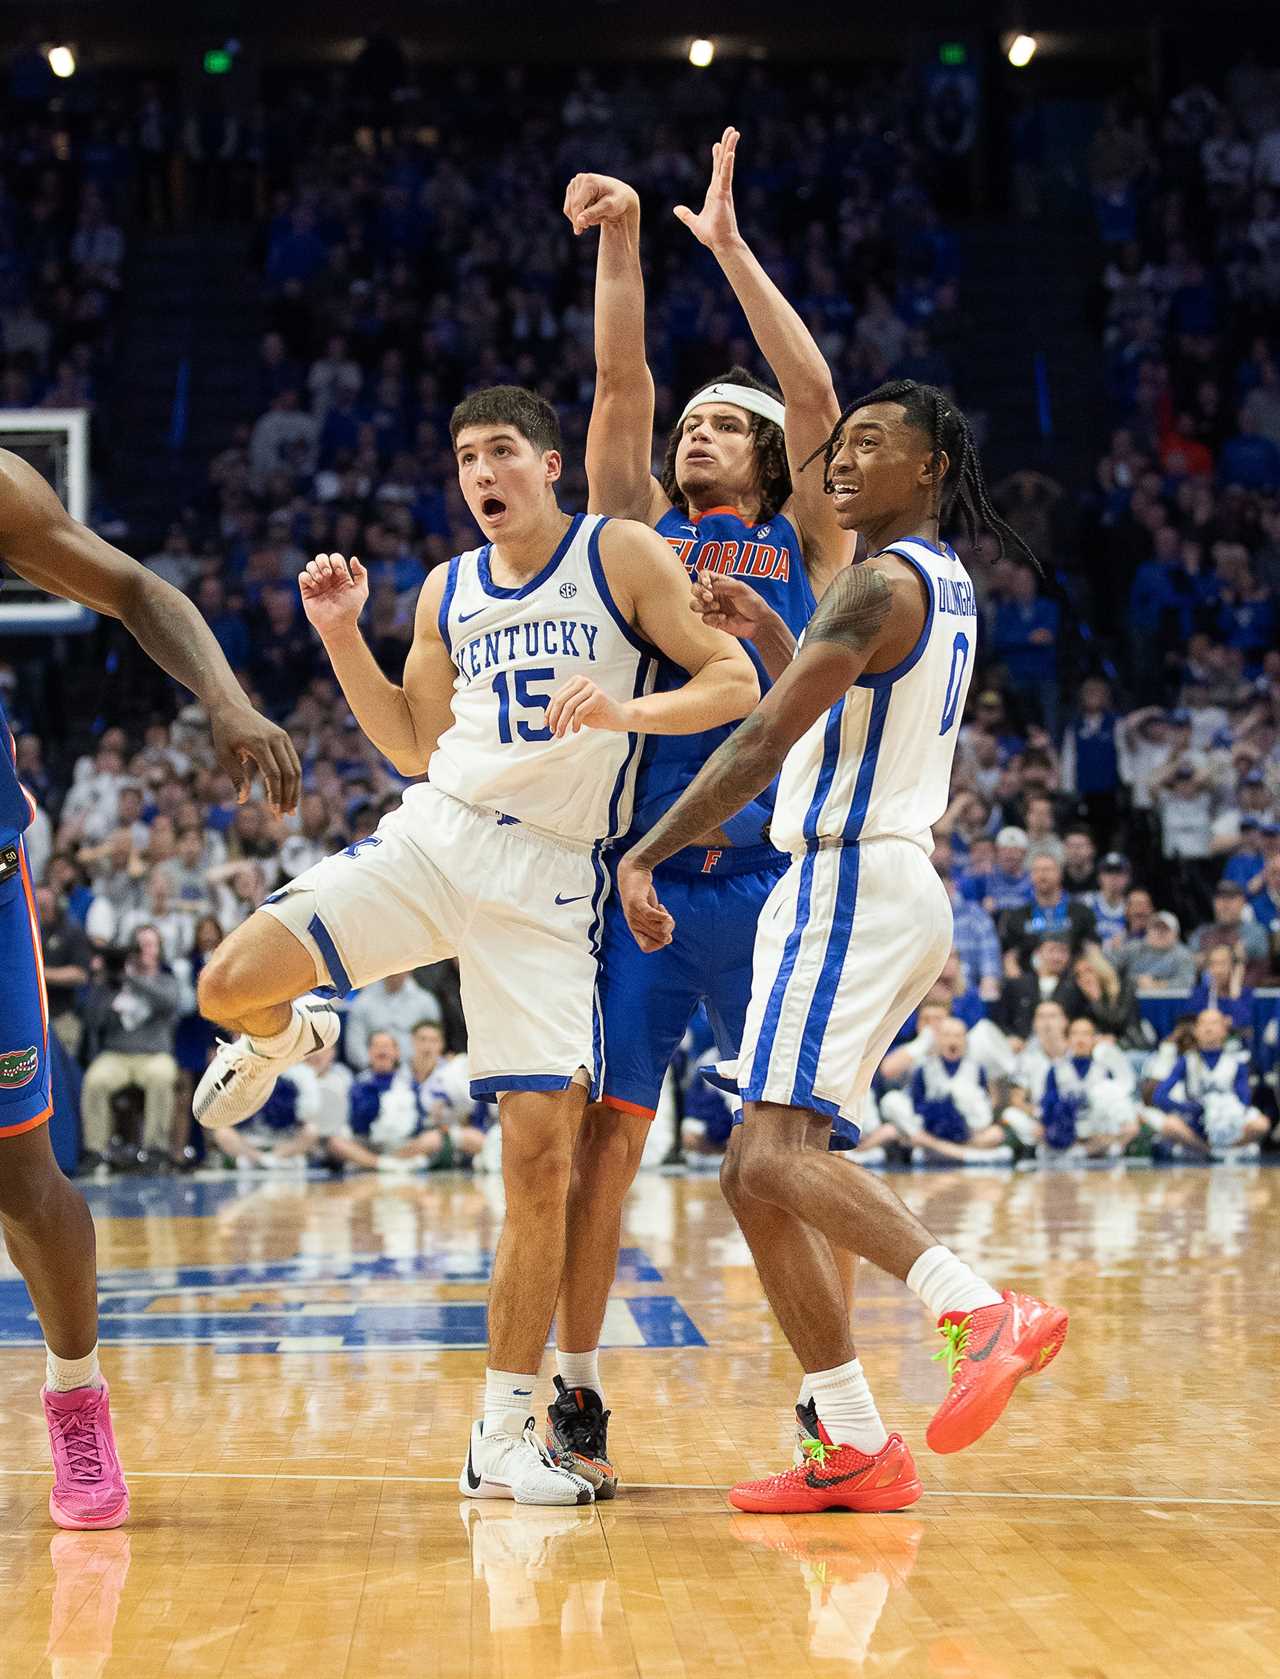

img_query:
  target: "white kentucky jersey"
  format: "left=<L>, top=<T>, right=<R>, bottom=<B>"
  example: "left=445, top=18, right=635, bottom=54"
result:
left=425, top=512, right=657, bottom=844
left=771, top=538, right=977, bottom=854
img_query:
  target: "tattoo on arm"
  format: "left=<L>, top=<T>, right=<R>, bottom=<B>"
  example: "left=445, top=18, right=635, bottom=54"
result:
left=629, top=710, right=780, bottom=869
left=804, top=563, right=894, bottom=654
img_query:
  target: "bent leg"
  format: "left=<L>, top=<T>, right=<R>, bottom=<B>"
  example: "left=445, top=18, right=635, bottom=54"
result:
left=488, top=1085, right=588, bottom=1375
left=557, top=1103, right=652, bottom=1354
left=738, top=1101, right=938, bottom=1282
left=0, top=1124, right=98, bottom=1359
left=196, top=910, right=321, bottom=1039
left=721, top=1123, right=859, bottom=1373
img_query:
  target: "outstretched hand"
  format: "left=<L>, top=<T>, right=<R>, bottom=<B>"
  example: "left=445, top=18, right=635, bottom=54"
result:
left=563, top=173, right=641, bottom=235
left=299, top=553, right=369, bottom=639
left=673, top=126, right=741, bottom=251
left=616, top=855, right=675, bottom=953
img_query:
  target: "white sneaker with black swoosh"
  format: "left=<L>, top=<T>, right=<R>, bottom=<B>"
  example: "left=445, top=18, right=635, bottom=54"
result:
left=193, top=999, right=340, bottom=1131
left=460, top=1418, right=595, bottom=1505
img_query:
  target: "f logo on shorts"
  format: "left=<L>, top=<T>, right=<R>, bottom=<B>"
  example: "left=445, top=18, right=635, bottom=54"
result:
left=702, top=850, right=723, bottom=874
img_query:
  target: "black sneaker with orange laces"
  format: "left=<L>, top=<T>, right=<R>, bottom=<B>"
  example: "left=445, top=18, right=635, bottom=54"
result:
left=545, top=1376, right=618, bottom=1500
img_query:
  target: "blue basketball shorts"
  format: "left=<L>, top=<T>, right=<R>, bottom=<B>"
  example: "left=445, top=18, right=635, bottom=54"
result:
left=0, top=836, right=53, bottom=1138
left=596, top=844, right=786, bottom=1120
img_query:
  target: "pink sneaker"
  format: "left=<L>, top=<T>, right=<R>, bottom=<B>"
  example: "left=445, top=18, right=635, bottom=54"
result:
left=42, top=1382, right=130, bottom=1530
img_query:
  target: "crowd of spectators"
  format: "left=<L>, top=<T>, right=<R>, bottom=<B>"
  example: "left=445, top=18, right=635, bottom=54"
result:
left=3, top=47, right=1278, bottom=1173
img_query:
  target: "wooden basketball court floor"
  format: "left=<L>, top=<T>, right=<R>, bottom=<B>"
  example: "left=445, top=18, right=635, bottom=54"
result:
left=2, top=1162, right=1278, bottom=1679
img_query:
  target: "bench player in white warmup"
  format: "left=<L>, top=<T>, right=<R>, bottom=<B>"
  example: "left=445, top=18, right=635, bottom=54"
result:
left=617, top=380, right=1070, bottom=1513
left=194, top=385, right=757, bottom=1505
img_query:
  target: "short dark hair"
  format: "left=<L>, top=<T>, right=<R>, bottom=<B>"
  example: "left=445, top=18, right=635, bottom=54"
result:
left=450, top=385, right=561, bottom=454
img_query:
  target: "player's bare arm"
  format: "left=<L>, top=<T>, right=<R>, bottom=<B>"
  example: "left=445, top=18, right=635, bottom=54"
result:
left=565, top=173, right=668, bottom=525
left=0, top=447, right=301, bottom=813
left=675, top=128, right=852, bottom=594
left=300, top=554, right=455, bottom=775
left=689, top=570, right=797, bottom=680
left=617, top=557, right=922, bottom=949
left=546, top=520, right=757, bottom=740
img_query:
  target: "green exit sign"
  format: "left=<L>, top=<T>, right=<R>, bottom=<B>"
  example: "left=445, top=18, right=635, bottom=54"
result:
left=940, top=42, right=967, bottom=66
left=203, top=48, right=233, bottom=75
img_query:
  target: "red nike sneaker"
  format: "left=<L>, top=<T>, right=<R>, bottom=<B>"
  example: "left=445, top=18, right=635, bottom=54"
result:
left=925, top=1289, right=1069, bottom=1456
left=729, top=1422, right=922, bottom=1514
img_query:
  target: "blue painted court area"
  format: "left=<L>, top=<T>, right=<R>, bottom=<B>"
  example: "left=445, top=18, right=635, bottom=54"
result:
left=0, top=1240, right=703, bottom=1352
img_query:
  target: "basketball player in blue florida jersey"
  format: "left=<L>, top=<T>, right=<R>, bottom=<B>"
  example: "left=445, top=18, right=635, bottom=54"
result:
left=191, top=385, right=757, bottom=1506
left=0, top=447, right=300, bottom=1531
left=550, top=129, right=859, bottom=1494
left=617, top=380, right=1070, bottom=1514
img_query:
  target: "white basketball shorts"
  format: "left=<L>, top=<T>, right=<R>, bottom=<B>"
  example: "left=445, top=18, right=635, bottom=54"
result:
left=259, top=785, right=607, bottom=1101
left=732, top=836, right=953, bottom=1137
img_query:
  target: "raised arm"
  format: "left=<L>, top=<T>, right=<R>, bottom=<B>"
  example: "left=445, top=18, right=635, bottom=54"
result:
left=617, top=557, right=922, bottom=948
left=546, top=520, right=757, bottom=739
left=564, top=173, right=668, bottom=524
left=674, top=128, right=853, bottom=595
left=0, top=448, right=300, bottom=812
left=299, top=554, right=456, bottom=776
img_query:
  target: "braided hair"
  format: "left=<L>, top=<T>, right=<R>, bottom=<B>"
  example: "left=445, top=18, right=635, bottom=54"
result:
left=660, top=365, right=791, bottom=523
left=803, top=379, right=1040, bottom=569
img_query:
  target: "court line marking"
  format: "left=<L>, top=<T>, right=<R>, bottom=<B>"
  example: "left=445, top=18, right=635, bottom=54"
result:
left=0, top=1467, right=1276, bottom=1507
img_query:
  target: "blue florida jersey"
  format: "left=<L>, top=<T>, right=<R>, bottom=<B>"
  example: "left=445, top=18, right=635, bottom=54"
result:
left=630, top=505, right=817, bottom=846
left=1, top=695, right=36, bottom=840
left=772, top=538, right=976, bottom=855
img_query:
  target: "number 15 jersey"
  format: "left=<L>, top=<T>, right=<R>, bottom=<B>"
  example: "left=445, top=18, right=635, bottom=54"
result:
left=770, top=538, right=977, bottom=857
left=428, top=512, right=657, bottom=845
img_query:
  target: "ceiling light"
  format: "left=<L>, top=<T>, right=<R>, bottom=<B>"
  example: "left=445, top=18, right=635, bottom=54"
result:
left=1007, top=34, right=1038, bottom=68
left=689, top=38, right=715, bottom=69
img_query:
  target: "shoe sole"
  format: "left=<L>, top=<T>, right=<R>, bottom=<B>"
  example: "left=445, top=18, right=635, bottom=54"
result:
left=49, top=1492, right=130, bottom=1531
left=459, top=1473, right=593, bottom=1506
left=927, top=1307, right=1070, bottom=1455
left=548, top=1445, right=618, bottom=1500
left=728, top=1476, right=923, bottom=1515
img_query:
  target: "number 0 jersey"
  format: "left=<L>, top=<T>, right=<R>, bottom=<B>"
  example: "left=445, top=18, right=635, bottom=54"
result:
left=427, top=512, right=656, bottom=845
left=770, top=538, right=977, bottom=856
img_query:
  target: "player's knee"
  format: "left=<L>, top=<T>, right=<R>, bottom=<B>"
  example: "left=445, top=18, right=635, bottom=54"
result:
left=502, top=1128, right=576, bottom=1202
left=197, top=938, right=262, bottom=1022
left=733, top=1128, right=790, bottom=1203
left=0, top=1130, right=65, bottom=1223
left=573, top=1107, right=648, bottom=1195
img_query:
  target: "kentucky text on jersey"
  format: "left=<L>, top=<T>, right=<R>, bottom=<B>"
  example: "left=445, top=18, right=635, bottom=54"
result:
left=664, top=535, right=792, bottom=582
left=454, top=618, right=600, bottom=684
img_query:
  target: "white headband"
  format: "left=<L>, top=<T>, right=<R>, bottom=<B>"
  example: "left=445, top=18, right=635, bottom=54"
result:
left=678, top=381, right=786, bottom=432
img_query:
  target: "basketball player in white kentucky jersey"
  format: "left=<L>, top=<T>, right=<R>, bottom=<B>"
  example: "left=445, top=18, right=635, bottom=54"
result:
left=618, top=379, right=1068, bottom=1514
left=193, top=384, right=757, bottom=1506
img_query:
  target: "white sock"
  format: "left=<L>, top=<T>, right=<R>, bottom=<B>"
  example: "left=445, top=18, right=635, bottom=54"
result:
left=247, top=1003, right=308, bottom=1060
left=483, top=1367, right=538, bottom=1438
left=46, top=1343, right=102, bottom=1392
left=905, top=1244, right=1003, bottom=1321
left=557, top=1348, right=603, bottom=1405
left=806, top=1358, right=889, bottom=1455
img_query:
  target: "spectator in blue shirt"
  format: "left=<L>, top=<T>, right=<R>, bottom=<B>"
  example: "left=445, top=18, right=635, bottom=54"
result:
left=933, top=848, right=1002, bottom=1004
left=978, top=826, right=1035, bottom=916
left=992, top=564, right=1061, bottom=736
left=1060, top=677, right=1121, bottom=838
left=1082, top=853, right=1133, bottom=950
left=1187, top=945, right=1255, bottom=1042
left=1249, top=852, right=1280, bottom=947
left=1218, top=410, right=1280, bottom=492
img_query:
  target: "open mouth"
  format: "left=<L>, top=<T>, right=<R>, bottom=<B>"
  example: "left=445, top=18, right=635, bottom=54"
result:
left=480, top=495, right=507, bottom=520
left=685, top=451, right=715, bottom=466
left=831, top=483, right=860, bottom=505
